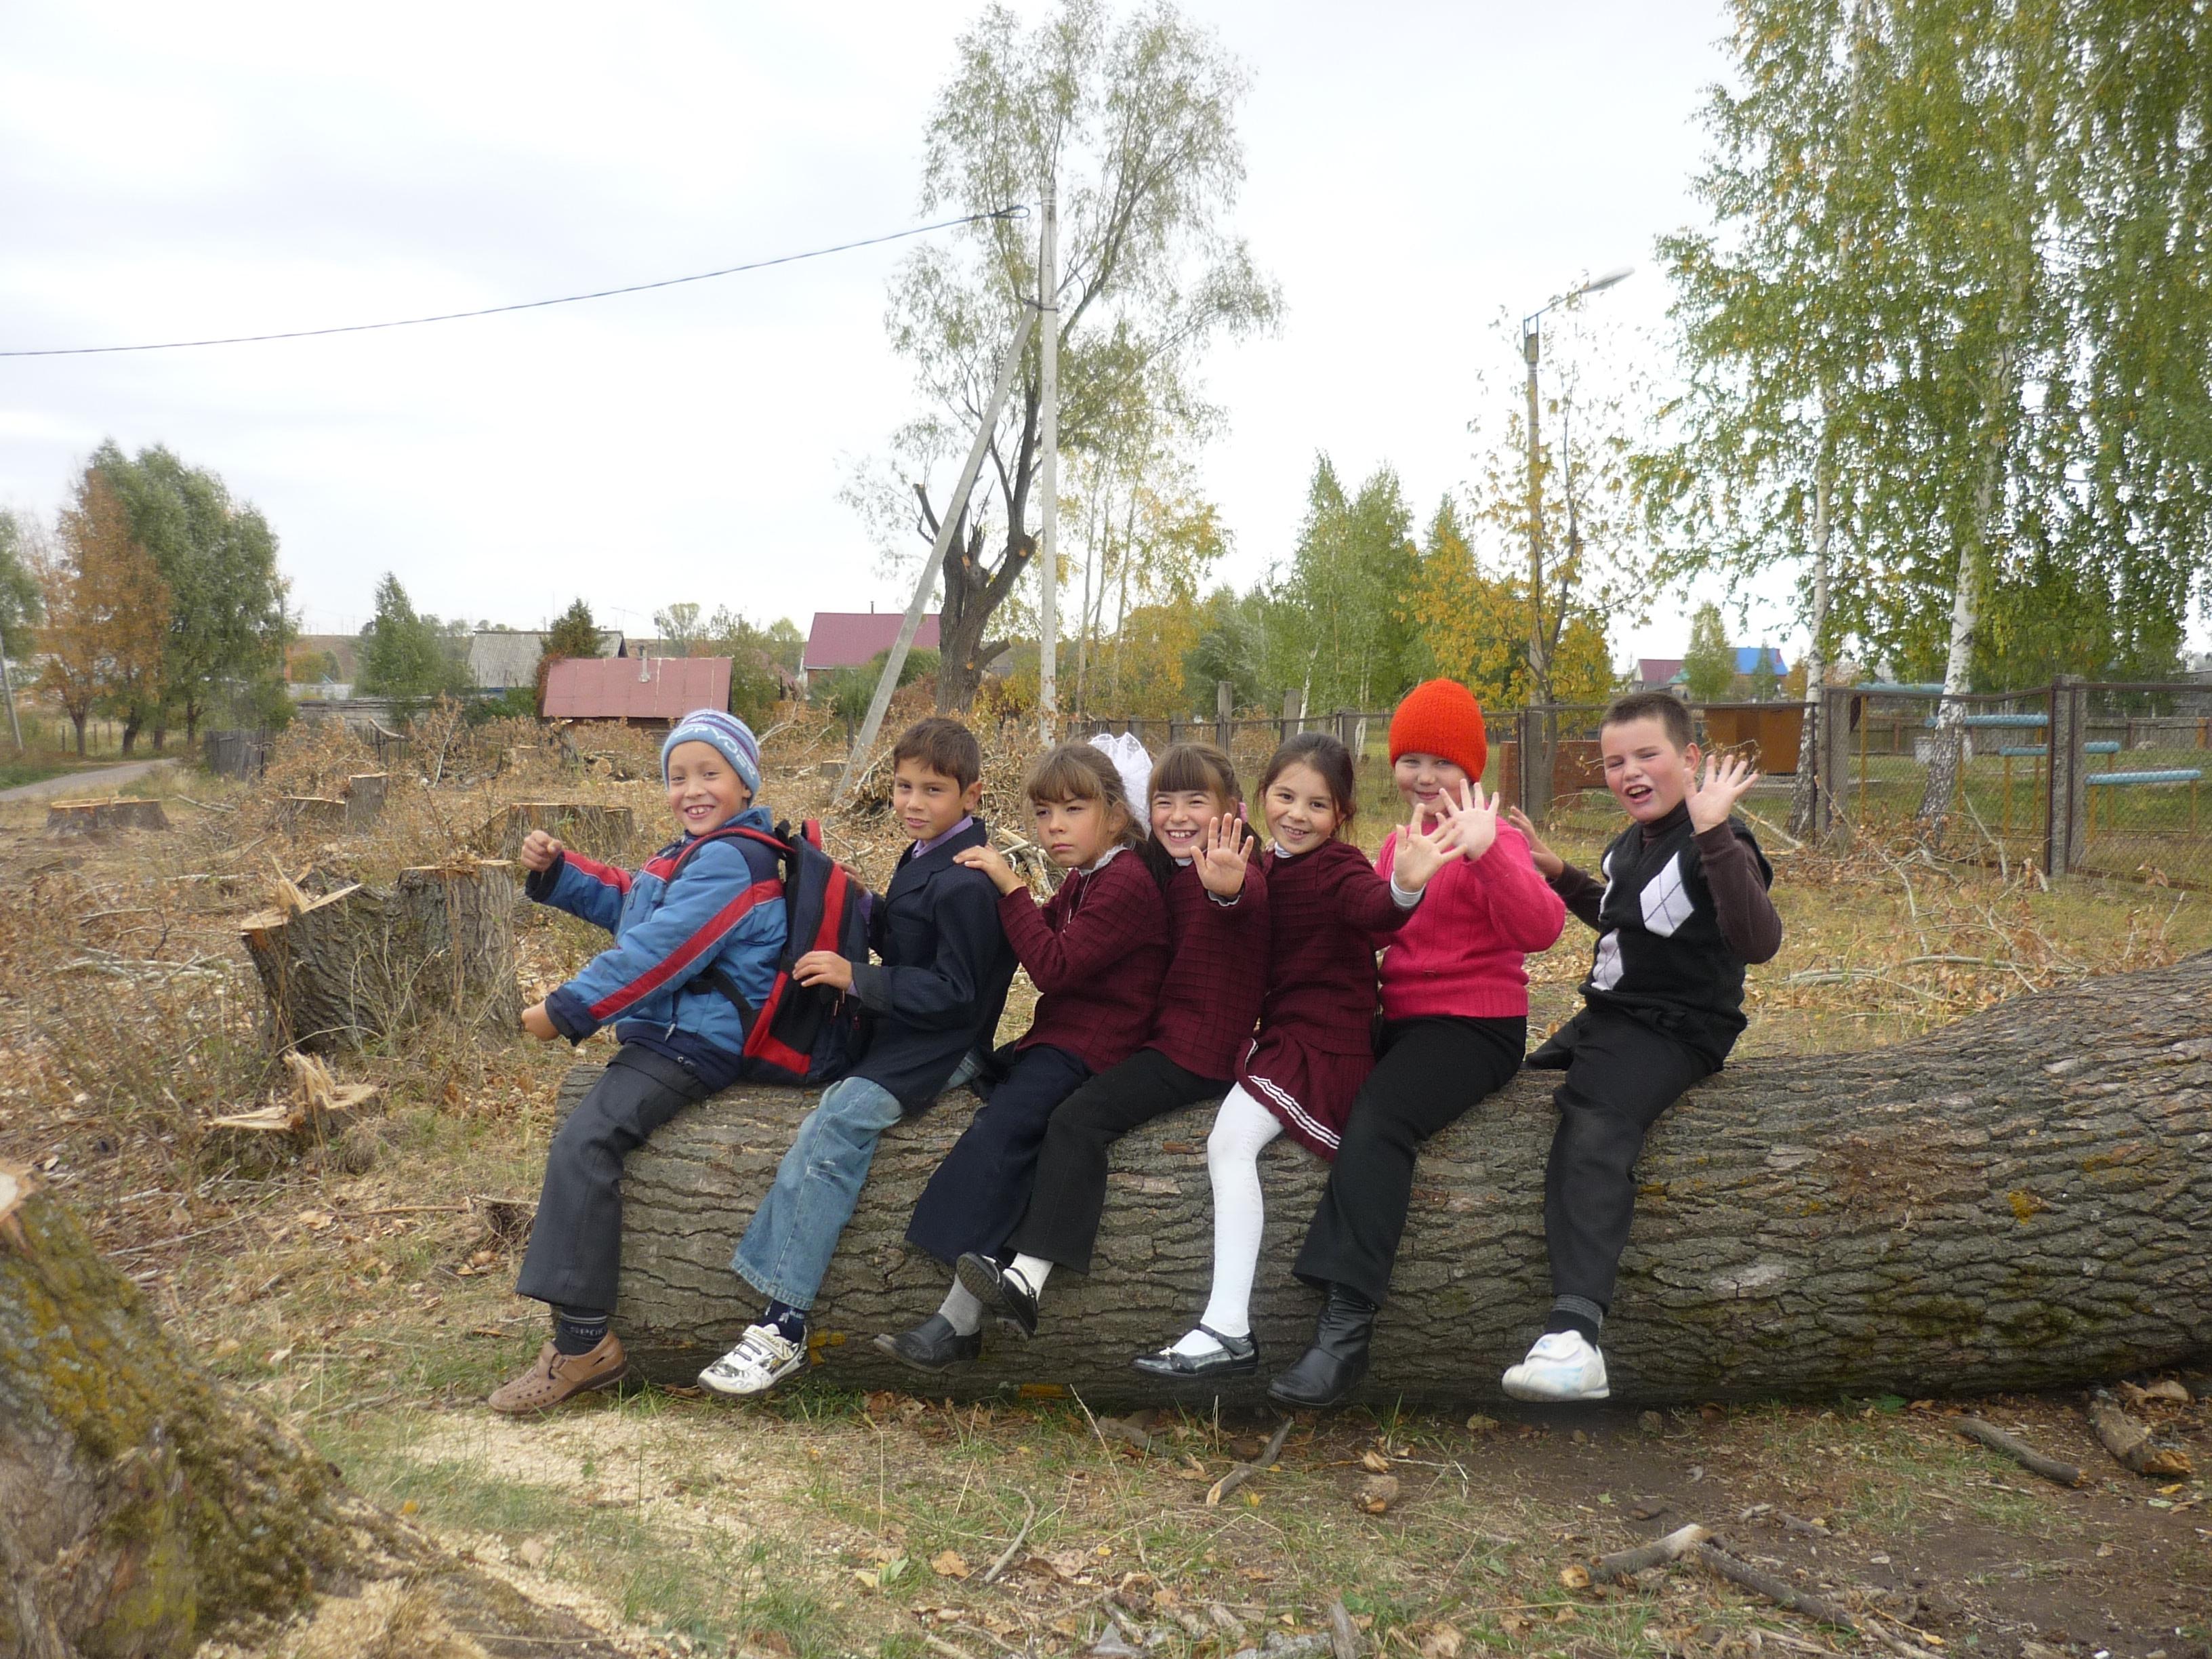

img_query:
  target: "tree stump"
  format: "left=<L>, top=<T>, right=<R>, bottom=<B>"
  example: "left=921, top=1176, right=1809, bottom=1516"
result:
left=44, top=798, right=169, bottom=837
left=344, top=772, right=388, bottom=828
left=239, top=861, right=521, bottom=1052
left=582, top=949, right=2212, bottom=1406
left=477, top=801, right=636, bottom=860
left=0, top=1163, right=632, bottom=1656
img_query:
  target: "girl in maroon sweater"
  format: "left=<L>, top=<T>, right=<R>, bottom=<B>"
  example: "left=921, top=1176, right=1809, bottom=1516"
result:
left=1133, top=733, right=1462, bottom=1380
left=882, top=743, right=1170, bottom=1374
left=960, top=744, right=1269, bottom=1342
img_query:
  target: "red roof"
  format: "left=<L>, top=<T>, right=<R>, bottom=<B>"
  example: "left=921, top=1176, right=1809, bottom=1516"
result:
left=804, top=611, right=940, bottom=671
left=543, top=655, right=732, bottom=721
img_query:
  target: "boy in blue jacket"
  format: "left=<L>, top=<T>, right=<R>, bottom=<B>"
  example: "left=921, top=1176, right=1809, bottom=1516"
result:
left=489, top=709, right=787, bottom=1414
left=699, top=716, right=1016, bottom=1397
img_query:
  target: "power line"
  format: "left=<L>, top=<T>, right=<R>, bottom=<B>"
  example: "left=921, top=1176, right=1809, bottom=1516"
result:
left=0, top=206, right=1025, bottom=359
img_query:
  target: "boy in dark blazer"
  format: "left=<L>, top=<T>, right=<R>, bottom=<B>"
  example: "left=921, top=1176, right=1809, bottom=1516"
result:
left=699, top=718, right=1016, bottom=1397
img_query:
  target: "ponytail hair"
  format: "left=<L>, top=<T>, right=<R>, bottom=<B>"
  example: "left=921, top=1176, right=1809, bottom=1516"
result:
left=1256, top=731, right=1360, bottom=839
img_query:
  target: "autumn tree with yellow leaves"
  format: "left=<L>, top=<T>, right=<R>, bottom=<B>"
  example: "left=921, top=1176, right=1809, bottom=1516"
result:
left=37, top=468, right=172, bottom=755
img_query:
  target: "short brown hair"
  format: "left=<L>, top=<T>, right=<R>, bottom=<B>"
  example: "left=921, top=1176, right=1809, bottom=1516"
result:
left=1257, top=731, right=1360, bottom=836
left=1025, top=742, right=1140, bottom=845
left=1600, top=690, right=1694, bottom=752
left=892, top=717, right=982, bottom=790
left=1150, top=741, right=1242, bottom=811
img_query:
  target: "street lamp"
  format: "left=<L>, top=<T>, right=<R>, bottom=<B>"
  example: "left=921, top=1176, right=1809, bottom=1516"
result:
left=1521, top=266, right=1632, bottom=703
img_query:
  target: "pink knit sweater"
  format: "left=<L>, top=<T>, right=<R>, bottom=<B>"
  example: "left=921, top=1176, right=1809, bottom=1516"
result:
left=1373, top=821, right=1566, bottom=1022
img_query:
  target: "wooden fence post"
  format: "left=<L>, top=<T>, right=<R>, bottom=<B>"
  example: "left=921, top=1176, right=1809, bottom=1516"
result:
left=1281, top=688, right=1303, bottom=744
left=2046, top=676, right=2087, bottom=877
left=1819, top=686, right=1855, bottom=844
left=1216, top=680, right=1233, bottom=750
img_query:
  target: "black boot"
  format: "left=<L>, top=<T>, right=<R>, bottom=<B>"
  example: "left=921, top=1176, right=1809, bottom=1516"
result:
left=1266, top=1284, right=1377, bottom=1408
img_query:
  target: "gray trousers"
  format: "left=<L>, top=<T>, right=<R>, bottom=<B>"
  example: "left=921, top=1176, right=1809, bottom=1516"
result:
left=515, top=1044, right=709, bottom=1315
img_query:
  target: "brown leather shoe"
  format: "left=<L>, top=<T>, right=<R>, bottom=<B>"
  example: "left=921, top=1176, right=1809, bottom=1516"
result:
left=487, top=1334, right=627, bottom=1414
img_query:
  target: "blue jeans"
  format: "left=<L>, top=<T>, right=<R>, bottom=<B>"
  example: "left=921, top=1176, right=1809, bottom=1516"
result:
left=730, top=1054, right=980, bottom=1309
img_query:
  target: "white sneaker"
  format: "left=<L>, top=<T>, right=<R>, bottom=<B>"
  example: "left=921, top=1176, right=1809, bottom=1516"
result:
left=698, top=1323, right=804, bottom=1398
left=1500, top=1331, right=1610, bottom=1401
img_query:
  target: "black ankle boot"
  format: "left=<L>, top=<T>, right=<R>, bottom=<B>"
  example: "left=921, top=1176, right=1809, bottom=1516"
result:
left=1266, top=1284, right=1377, bottom=1408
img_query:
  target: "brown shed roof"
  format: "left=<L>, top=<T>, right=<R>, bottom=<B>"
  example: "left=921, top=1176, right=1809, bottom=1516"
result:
left=542, top=655, right=732, bottom=721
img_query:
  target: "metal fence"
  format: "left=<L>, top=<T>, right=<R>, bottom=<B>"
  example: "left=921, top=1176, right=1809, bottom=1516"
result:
left=1071, top=674, right=2212, bottom=888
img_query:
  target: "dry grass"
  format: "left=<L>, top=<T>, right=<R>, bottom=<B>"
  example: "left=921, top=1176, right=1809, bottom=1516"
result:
left=1, top=715, right=2207, bottom=1658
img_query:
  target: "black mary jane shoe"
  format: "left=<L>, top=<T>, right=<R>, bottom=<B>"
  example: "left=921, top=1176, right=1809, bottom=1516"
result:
left=956, top=1252, right=1040, bottom=1339
left=1265, top=1284, right=1378, bottom=1409
left=1129, top=1324, right=1259, bottom=1381
left=872, top=1314, right=981, bottom=1375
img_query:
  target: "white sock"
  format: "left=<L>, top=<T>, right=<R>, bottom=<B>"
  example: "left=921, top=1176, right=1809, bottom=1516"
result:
left=1189, top=1086, right=1282, bottom=1345
left=1008, top=1253, right=1054, bottom=1300
left=938, top=1281, right=985, bottom=1336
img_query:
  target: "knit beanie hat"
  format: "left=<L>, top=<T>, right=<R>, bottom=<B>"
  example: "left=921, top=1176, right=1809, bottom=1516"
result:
left=1389, top=679, right=1488, bottom=781
left=661, top=709, right=762, bottom=796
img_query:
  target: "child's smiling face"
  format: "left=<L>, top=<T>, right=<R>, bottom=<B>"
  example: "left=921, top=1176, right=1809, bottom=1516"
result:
left=1393, top=751, right=1470, bottom=819
left=1263, top=762, right=1344, bottom=854
left=892, top=758, right=981, bottom=844
left=1600, top=716, right=1698, bottom=823
left=665, top=741, right=751, bottom=834
left=1151, top=785, right=1232, bottom=862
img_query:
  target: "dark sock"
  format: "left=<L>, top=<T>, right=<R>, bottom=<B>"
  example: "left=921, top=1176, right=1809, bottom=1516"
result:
left=765, top=1299, right=809, bottom=1345
left=554, top=1308, right=610, bottom=1355
left=1544, top=1296, right=1604, bottom=1345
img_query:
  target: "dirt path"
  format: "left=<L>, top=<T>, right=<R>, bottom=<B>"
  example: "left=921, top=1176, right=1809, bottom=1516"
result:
left=0, top=758, right=178, bottom=802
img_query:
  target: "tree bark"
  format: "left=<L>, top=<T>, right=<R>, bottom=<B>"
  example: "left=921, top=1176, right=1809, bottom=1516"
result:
left=240, top=861, right=520, bottom=1052
left=476, top=801, right=635, bottom=861
left=581, top=950, right=2212, bottom=1407
left=47, top=798, right=171, bottom=837
left=0, top=1162, right=632, bottom=1658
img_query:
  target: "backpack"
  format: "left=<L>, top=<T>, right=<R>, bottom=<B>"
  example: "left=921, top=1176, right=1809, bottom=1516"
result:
left=672, top=819, right=869, bottom=1086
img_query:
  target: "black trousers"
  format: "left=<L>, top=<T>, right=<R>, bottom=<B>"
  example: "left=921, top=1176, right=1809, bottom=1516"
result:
left=904, top=1044, right=1090, bottom=1267
left=1002, top=1047, right=1223, bottom=1274
left=514, top=1044, right=710, bottom=1315
left=1292, top=1016, right=1526, bottom=1307
left=1527, top=1007, right=1715, bottom=1311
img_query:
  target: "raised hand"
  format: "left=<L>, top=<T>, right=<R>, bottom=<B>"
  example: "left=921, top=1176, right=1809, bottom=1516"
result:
left=518, top=829, right=564, bottom=872
left=1195, top=814, right=1251, bottom=898
left=1390, top=800, right=1465, bottom=893
left=1438, top=779, right=1500, bottom=863
left=1687, top=752, right=1762, bottom=834
left=1504, top=805, right=1563, bottom=878
left=954, top=840, right=1025, bottom=897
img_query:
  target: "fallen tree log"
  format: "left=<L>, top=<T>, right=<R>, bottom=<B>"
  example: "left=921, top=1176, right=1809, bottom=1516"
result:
left=240, top=860, right=521, bottom=1052
left=0, top=1162, right=628, bottom=1657
left=578, top=949, right=2212, bottom=1407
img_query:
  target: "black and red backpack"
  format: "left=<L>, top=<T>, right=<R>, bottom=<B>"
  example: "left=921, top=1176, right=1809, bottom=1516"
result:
left=672, top=819, right=869, bottom=1086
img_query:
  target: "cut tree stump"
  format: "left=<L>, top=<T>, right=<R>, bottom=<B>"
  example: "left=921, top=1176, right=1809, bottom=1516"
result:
left=344, top=771, right=387, bottom=827
left=44, top=797, right=169, bottom=837
left=0, top=1162, right=631, bottom=1656
left=477, top=800, right=635, bottom=860
left=580, top=949, right=2212, bottom=1406
left=279, top=794, right=348, bottom=834
left=239, top=860, right=521, bottom=1052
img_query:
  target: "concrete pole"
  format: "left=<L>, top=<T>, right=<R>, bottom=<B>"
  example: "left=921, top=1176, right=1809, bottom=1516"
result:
left=834, top=304, right=1039, bottom=804
left=1037, top=178, right=1060, bottom=745
left=1523, top=323, right=1547, bottom=703
left=0, top=626, right=22, bottom=751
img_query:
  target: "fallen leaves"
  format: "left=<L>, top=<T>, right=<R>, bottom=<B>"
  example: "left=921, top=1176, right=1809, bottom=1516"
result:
left=930, top=1549, right=970, bottom=1580
left=1357, top=1475, right=1399, bottom=1514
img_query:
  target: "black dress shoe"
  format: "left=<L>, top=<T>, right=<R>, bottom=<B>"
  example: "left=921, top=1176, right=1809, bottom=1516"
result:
left=1130, top=1324, right=1258, bottom=1380
left=872, top=1314, right=981, bottom=1374
left=956, top=1252, right=1040, bottom=1338
left=1267, top=1284, right=1378, bottom=1408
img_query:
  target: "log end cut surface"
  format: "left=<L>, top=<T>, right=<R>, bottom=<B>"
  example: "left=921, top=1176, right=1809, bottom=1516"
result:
left=582, top=951, right=2212, bottom=1408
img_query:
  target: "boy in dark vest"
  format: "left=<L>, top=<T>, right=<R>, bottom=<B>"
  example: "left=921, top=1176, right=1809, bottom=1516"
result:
left=699, top=717, right=1017, bottom=1397
left=1504, top=689, right=1781, bottom=1401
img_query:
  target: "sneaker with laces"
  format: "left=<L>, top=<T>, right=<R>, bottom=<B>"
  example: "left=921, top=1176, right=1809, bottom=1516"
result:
left=1500, top=1331, right=1610, bottom=1401
left=698, top=1322, right=805, bottom=1398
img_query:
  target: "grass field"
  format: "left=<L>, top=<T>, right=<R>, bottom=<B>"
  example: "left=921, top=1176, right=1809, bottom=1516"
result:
left=2, top=714, right=2207, bottom=1658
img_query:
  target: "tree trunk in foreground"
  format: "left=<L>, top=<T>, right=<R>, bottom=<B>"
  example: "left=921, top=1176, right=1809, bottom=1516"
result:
left=583, top=950, right=2212, bottom=1408
left=0, top=1163, right=626, bottom=1659
left=241, top=861, right=520, bottom=1052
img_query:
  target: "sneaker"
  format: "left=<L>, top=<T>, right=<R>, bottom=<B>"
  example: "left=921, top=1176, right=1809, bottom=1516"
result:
left=698, top=1322, right=806, bottom=1398
left=956, top=1252, right=1039, bottom=1338
left=1500, top=1331, right=1610, bottom=1401
left=487, top=1334, right=627, bottom=1414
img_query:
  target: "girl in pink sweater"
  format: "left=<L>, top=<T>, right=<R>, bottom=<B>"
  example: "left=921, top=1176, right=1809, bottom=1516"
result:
left=1267, top=678, right=1565, bottom=1408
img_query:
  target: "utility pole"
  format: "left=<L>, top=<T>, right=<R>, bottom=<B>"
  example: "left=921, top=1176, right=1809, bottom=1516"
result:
left=1523, top=323, right=1547, bottom=703
left=834, top=304, right=1040, bottom=804
left=0, top=624, right=20, bottom=752
left=1037, top=178, right=1060, bottom=744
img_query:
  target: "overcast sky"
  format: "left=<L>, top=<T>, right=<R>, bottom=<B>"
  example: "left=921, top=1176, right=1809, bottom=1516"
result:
left=0, top=0, right=1810, bottom=667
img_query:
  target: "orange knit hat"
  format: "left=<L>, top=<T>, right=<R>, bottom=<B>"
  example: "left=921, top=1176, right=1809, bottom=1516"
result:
left=1389, top=678, right=1488, bottom=781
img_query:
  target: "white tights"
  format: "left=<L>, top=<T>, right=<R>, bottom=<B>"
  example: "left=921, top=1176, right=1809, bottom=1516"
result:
left=1172, top=1085, right=1282, bottom=1354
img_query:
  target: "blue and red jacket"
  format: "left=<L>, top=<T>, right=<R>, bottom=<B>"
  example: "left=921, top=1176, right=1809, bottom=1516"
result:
left=527, top=804, right=787, bottom=1079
